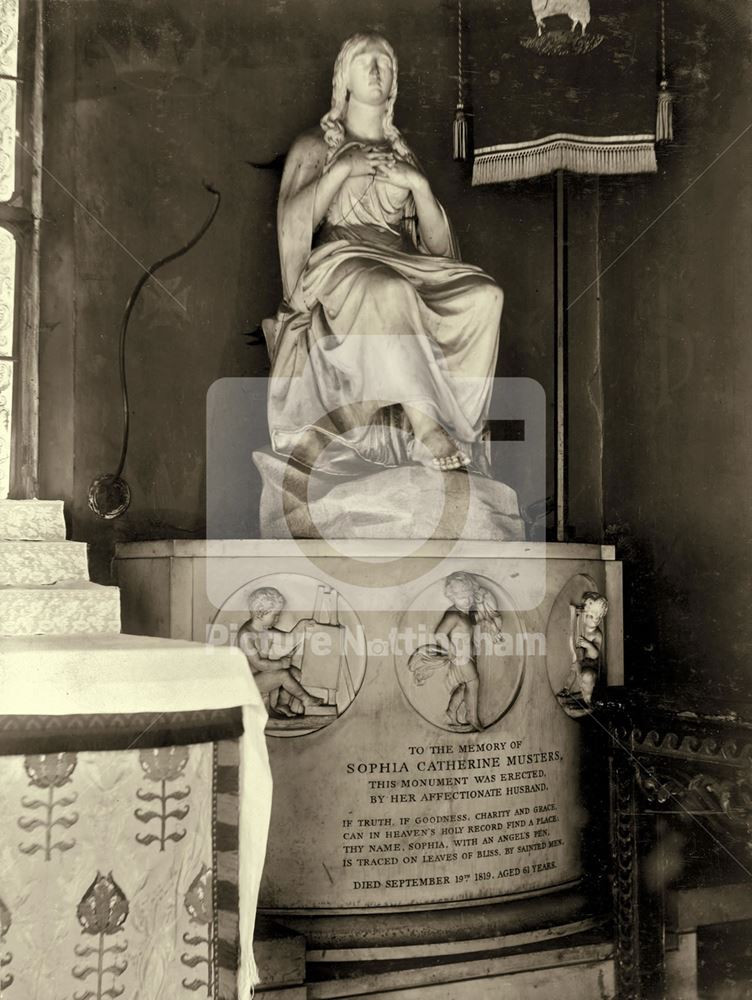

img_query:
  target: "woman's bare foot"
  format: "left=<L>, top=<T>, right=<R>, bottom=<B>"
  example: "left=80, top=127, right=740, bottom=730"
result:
left=433, top=450, right=469, bottom=471
left=418, top=424, right=456, bottom=463
left=406, top=413, right=470, bottom=471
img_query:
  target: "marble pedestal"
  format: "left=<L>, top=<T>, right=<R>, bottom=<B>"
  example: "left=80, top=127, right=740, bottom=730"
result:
left=115, top=538, right=622, bottom=977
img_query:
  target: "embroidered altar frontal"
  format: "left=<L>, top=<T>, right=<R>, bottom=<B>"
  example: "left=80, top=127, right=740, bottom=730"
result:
left=0, top=729, right=241, bottom=999
left=470, top=0, right=659, bottom=183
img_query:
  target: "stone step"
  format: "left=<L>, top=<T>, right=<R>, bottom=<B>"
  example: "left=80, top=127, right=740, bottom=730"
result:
left=0, top=499, right=66, bottom=540
left=0, top=540, right=89, bottom=586
left=0, top=581, right=120, bottom=636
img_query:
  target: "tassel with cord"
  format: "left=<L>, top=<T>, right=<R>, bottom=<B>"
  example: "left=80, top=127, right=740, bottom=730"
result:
left=452, top=0, right=468, bottom=161
left=453, top=103, right=468, bottom=161
left=656, top=0, right=673, bottom=142
left=656, top=80, right=673, bottom=142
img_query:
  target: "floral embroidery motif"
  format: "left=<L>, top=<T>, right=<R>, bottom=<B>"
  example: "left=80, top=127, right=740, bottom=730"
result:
left=135, top=747, right=191, bottom=851
left=72, top=871, right=129, bottom=1000
left=18, top=753, right=78, bottom=860
left=0, top=893, right=13, bottom=991
left=180, top=864, right=214, bottom=994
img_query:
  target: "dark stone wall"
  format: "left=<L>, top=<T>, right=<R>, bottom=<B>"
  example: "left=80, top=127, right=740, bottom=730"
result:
left=599, top=0, right=752, bottom=702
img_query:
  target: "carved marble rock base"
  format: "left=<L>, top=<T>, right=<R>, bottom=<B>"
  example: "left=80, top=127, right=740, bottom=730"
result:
left=253, top=449, right=525, bottom=541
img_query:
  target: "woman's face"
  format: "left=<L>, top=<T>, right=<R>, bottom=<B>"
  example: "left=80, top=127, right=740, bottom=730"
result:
left=346, top=41, right=394, bottom=106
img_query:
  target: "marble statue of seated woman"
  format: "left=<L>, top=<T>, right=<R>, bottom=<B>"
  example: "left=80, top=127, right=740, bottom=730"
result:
left=263, top=32, right=504, bottom=476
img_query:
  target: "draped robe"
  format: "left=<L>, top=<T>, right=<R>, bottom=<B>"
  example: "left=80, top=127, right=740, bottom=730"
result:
left=262, top=128, right=504, bottom=474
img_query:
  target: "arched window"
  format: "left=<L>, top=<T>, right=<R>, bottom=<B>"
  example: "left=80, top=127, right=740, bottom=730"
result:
left=0, top=0, right=42, bottom=498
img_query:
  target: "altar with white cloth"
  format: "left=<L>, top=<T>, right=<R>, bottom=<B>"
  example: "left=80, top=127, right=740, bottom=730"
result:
left=0, top=632, right=272, bottom=1000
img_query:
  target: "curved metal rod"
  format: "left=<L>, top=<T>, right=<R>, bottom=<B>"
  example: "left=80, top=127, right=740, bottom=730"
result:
left=114, top=181, right=222, bottom=479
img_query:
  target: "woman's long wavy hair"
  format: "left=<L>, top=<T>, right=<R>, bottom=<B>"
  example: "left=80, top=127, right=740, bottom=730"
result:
left=320, top=33, right=412, bottom=163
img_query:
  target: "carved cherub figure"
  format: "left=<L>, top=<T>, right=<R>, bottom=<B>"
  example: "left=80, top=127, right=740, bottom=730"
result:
left=560, top=591, right=608, bottom=697
left=409, top=572, right=504, bottom=732
left=577, top=592, right=607, bottom=662
left=237, top=587, right=322, bottom=717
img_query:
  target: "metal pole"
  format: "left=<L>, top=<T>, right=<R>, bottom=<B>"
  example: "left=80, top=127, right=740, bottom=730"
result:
left=554, top=169, right=568, bottom=541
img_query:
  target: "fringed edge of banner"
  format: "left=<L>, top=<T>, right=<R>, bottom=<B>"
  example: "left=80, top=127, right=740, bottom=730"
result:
left=472, top=139, right=657, bottom=184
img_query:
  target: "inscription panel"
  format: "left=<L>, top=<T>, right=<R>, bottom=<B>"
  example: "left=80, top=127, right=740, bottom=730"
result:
left=340, top=741, right=567, bottom=901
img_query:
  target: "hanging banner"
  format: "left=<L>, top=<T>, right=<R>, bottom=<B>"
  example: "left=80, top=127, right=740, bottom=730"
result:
left=471, top=0, right=659, bottom=184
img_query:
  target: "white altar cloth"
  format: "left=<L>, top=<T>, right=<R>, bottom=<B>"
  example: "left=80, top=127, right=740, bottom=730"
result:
left=0, top=632, right=272, bottom=996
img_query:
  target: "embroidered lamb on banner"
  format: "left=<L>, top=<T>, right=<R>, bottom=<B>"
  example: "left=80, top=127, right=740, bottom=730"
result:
left=532, top=0, right=591, bottom=36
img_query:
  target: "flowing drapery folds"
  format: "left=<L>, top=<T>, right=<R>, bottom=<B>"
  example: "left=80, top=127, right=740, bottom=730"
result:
left=263, top=131, right=504, bottom=475
left=471, top=0, right=659, bottom=184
